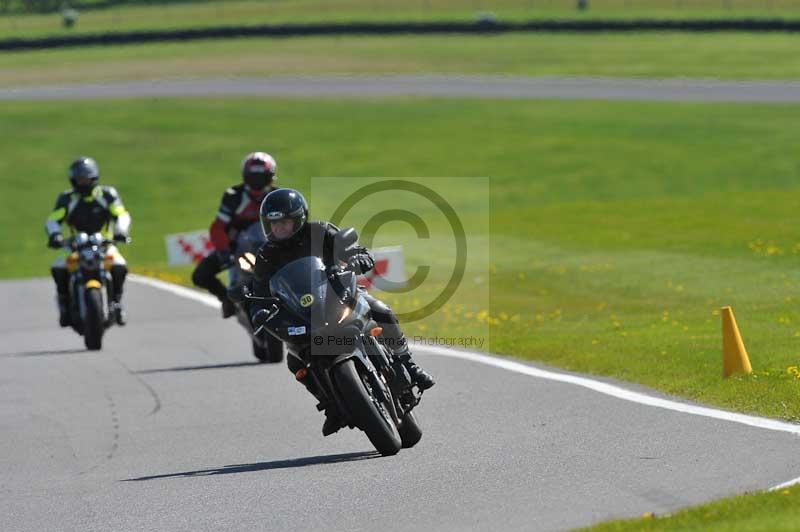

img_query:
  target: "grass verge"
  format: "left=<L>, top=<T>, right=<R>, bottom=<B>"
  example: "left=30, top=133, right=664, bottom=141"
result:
left=4, top=95, right=800, bottom=530
left=2, top=32, right=800, bottom=87
left=2, top=96, right=800, bottom=419
left=580, top=484, right=800, bottom=531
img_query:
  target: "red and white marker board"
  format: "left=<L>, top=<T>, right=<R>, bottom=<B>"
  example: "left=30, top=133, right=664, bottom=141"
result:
left=358, top=245, right=406, bottom=290
left=165, top=230, right=407, bottom=291
left=165, top=230, right=214, bottom=265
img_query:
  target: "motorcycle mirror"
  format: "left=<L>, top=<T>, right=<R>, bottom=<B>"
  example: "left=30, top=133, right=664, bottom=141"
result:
left=334, top=227, right=358, bottom=260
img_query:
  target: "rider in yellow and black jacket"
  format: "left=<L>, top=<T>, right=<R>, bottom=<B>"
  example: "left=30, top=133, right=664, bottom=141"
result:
left=45, top=157, right=131, bottom=327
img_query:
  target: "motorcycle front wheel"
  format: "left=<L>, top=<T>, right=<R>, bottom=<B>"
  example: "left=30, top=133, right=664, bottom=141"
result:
left=83, top=287, right=104, bottom=351
left=334, top=359, right=401, bottom=456
left=399, top=410, right=423, bottom=448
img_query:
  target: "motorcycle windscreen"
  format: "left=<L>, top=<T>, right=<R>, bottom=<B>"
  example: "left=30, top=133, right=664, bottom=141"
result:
left=235, top=222, right=267, bottom=254
left=269, top=256, right=329, bottom=326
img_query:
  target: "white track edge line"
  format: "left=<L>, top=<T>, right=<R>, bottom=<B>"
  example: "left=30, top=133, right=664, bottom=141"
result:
left=130, top=273, right=221, bottom=308
left=769, top=476, right=800, bottom=491
left=129, top=273, right=800, bottom=490
left=414, top=344, right=800, bottom=436
left=129, top=273, right=800, bottom=435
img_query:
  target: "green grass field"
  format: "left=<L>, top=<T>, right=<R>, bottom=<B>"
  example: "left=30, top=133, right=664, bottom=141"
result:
left=3, top=96, right=800, bottom=423
left=3, top=0, right=800, bottom=39
left=581, top=484, right=800, bottom=531
left=2, top=32, right=800, bottom=87
left=3, top=31, right=800, bottom=528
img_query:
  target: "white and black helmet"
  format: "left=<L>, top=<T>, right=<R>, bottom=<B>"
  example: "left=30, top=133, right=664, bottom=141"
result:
left=69, top=156, right=99, bottom=195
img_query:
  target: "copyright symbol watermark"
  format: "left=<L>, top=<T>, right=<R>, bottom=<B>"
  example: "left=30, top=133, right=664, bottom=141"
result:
left=314, top=178, right=476, bottom=323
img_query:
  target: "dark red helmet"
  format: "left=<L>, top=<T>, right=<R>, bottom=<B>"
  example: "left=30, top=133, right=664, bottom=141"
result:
left=241, top=152, right=277, bottom=191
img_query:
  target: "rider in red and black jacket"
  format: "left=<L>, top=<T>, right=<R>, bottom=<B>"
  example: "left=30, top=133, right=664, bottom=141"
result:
left=192, top=152, right=278, bottom=317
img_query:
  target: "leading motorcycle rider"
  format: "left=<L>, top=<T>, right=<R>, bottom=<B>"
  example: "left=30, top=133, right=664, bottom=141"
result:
left=192, top=152, right=278, bottom=318
left=248, top=188, right=435, bottom=436
left=45, top=156, right=131, bottom=326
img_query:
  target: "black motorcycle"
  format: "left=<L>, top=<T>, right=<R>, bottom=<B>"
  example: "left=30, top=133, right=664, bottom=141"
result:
left=237, top=229, right=423, bottom=456
left=62, top=232, right=123, bottom=350
left=228, top=223, right=284, bottom=363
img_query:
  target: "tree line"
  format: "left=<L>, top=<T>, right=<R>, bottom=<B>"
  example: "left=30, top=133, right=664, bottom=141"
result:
left=0, top=0, right=210, bottom=14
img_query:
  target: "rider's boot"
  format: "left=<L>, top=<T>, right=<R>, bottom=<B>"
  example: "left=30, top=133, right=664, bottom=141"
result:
left=52, top=267, right=71, bottom=327
left=111, top=265, right=128, bottom=326
left=393, top=343, right=436, bottom=390
left=210, top=283, right=236, bottom=318
left=57, top=293, right=71, bottom=327
left=191, top=260, right=235, bottom=319
left=294, top=369, right=344, bottom=436
left=221, top=297, right=236, bottom=319
left=321, top=409, right=344, bottom=437
left=112, top=301, right=127, bottom=326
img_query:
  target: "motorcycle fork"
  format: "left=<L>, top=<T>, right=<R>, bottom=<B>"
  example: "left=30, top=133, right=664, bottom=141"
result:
left=309, top=357, right=357, bottom=425
left=74, top=279, right=87, bottom=324
left=363, top=335, right=419, bottom=410
left=102, top=269, right=112, bottom=326
left=318, top=342, right=389, bottom=427
left=352, top=337, right=401, bottom=424
left=292, top=348, right=339, bottom=413
left=363, top=337, right=401, bottom=399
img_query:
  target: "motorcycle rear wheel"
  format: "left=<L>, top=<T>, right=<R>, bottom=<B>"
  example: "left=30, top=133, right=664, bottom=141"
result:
left=83, top=287, right=104, bottom=351
left=334, top=359, right=401, bottom=456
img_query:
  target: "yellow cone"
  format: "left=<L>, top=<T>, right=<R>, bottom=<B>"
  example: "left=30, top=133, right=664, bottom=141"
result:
left=721, top=306, right=752, bottom=377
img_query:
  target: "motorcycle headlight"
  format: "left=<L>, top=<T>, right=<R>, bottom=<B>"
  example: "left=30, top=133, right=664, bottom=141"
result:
left=74, top=233, right=90, bottom=247
left=80, top=249, right=98, bottom=270
left=238, top=252, right=256, bottom=272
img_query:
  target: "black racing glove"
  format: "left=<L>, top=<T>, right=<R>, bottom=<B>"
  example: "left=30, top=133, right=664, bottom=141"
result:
left=252, top=309, right=270, bottom=329
left=113, top=232, right=129, bottom=244
left=48, top=233, right=64, bottom=249
left=347, top=252, right=374, bottom=274
left=251, top=303, right=279, bottom=329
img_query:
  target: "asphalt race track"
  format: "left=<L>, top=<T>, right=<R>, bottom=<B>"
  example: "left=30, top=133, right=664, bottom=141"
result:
left=4, top=74, right=800, bottom=530
left=2, top=277, right=799, bottom=532
left=3, top=75, right=800, bottom=102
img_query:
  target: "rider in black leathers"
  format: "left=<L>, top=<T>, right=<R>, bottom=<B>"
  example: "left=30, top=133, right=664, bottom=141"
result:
left=248, top=188, right=435, bottom=436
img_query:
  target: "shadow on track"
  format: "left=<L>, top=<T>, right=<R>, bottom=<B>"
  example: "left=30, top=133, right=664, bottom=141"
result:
left=123, top=451, right=380, bottom=481
left=136, top=361, right=265, bottom=374
left=9, top=348, right=87, bottom=358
